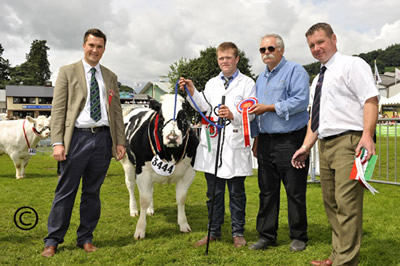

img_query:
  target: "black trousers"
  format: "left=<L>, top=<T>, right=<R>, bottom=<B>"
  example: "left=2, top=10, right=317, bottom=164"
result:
left=256, top=126, right=309, bottom=243
left=204, top=173, right=246, bottom=238
left=44, top=128, right=112, bottom=246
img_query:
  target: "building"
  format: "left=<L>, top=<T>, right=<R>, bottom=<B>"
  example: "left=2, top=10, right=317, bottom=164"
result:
left=377, top=72, right=400, bottom=98
left=138, top=80, right=171, bottom=101
left=0, top=90, right=6, bottom=113
left=5, top=85, right=53, bottom=118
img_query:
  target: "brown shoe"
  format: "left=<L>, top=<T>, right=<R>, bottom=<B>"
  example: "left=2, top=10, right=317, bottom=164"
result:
left=233, top=236, right=247, bottom=247
left=78, top=243, right=98, bottom=253
left=195, top=235, right=217, bottom=247
left=310, top=259, right=333, bottom=265
left=41, top=246, right=57, bottom=258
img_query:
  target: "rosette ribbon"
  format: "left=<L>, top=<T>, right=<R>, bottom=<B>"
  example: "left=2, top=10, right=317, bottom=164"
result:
left=236, top=97, right=258, bottom=147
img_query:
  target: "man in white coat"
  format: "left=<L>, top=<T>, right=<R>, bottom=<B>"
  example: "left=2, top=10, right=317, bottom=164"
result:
left=179, top=42, right=256, bottom=248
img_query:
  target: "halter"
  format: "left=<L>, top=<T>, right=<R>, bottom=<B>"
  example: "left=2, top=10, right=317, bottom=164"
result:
left=174, top=80, right=225, bottom=129
left=147, top=111, right=190, bottom=165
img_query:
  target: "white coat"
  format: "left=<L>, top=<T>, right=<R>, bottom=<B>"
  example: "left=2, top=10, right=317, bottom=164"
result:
left=188, top=71, right=256, bottom=179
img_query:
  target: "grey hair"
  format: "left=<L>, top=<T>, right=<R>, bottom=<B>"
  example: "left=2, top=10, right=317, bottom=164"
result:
left=261, top=34, right=285, bottom=49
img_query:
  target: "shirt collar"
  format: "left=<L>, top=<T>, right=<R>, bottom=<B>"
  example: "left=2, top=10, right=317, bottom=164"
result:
left=265, top=56, right=286, bottom=75
left=322, top=51, right=340, bottom=70
left=82, top=59, right=100, bottom=74
left=219, top=69, right=239, bottom=81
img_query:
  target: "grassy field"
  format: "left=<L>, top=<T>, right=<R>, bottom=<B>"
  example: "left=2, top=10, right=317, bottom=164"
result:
left=0, top=152, right=399, bottom=265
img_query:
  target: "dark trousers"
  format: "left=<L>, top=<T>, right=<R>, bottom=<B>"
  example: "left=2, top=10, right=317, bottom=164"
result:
left=204, top=173, right=246, bottom=238
left=44, top=128, right=112, bottom=247
left=256, top=126, right=308, bottom=243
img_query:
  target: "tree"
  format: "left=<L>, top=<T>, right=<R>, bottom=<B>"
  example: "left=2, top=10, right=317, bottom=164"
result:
left=167, top=46, right=255, bottom=123
left=168, top=46, right=255, bottom=91
left=0, top=44, right=10, bottom=89
left=9, top=40, right=51, bottom=85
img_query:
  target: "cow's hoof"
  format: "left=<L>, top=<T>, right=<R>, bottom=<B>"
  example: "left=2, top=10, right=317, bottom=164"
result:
left=134, top=231, right=145, bottom=240
left=146, top=208, right=154, bottom=216
left=179, top=224, right=192, bottom=233
left=130, top=211, right=139, bottom=217
left=16, top=176, right=24, bottom=179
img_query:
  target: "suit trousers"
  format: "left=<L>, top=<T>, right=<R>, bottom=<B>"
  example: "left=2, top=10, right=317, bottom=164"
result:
left=204, top=173, right=246, bottom=238
left=44, top=128, right=112, bottom=247
left=256, top=127, right=309, bottom=243
left=319, top=132, right=364, bottom=266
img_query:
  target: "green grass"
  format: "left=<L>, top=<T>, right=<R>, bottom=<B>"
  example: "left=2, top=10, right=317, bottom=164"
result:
left=0, top=153, right=399, bottom=265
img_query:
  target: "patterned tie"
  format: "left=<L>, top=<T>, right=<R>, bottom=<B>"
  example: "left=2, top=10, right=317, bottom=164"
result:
left=311, top=66, right=327, bottom=132
left=223, top=76, right=233, bottom=90
left=90, top=68, right=101, bottom=122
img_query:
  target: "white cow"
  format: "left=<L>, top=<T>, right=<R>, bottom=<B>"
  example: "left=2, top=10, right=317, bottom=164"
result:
left=120, top=94, right=199, bottom=240
left=0, top=116, right=51, bottom=179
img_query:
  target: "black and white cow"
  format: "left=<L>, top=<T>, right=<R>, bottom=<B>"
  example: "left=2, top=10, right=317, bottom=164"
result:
left=120, top=94, right=199, bottom=240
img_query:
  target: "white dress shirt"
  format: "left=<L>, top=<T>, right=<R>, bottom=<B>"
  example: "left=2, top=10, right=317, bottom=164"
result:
left=310, top=52, right=379, bottom=138
left=75, top=59, right=109, bottom=128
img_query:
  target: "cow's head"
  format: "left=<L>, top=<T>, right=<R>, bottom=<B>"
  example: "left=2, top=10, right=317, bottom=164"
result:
left=26, top=115, right=51, bottom=139
left=153, top=94, right=190, bottom=148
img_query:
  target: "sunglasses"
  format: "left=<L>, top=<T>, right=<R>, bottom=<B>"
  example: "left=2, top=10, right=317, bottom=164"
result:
left=259, top=46, right=276, bottom=54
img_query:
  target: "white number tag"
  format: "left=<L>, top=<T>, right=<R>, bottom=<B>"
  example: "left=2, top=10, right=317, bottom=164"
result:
left=151, top=155, right=175, bottom=176
left=28, top=148, right=37, bottom=155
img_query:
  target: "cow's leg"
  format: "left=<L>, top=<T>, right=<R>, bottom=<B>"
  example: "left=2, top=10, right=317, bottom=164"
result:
left=146, top=185, right=154, bottom=216
left=10, top=155, right=23, bottom=179
left=121, top=156, right=139, bottom=216
left=175, top=168, right=196, bottom=233
left=20, top=158, right=29, bottom=179
left=134, top=172, right=153, bottom=240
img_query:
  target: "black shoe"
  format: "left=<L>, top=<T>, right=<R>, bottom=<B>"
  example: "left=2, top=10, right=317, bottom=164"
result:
left=249, top=239, right=277, bottom=250
left=289, top=239, right=306, bottom=251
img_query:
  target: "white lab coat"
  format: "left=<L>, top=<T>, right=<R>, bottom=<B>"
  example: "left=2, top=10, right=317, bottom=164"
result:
left=187, top=71, right=256, bottom=179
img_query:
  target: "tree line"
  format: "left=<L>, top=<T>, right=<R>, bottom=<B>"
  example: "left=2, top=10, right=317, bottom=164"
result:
left=303, top=43, right=400, bottom=80
left=1, top=40, right=398, bottom=91
left=0, top=41, right=51, bottom=89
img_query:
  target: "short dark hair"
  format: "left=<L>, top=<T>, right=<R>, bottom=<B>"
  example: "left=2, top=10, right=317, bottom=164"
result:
left=84, top=28, right=107, bottom=46
left=305, top=23, right=334, bottom=38
left=216, top=42, right=239, bottom=58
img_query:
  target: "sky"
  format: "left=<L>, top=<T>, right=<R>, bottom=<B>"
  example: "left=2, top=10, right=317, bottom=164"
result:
left=1, top=0, right=400, bottom=89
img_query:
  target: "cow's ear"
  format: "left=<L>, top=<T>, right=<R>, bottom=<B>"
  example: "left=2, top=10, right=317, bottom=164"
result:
left=149, top=98, right=161, bottom=112
left=26, top=116, right=35, bottom=123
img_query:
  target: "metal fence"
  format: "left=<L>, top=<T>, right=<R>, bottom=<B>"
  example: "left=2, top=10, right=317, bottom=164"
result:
left=309, top=118, right=400, bottom=186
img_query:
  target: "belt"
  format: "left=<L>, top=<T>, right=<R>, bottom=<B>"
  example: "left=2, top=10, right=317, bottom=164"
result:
left=75, top=126, right=109, bottom=133
left=320, top=130, right=362, bottom=141
left=261, top=126, right=307, bottom=138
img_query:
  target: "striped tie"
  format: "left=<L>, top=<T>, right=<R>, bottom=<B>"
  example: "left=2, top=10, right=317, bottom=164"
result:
left=90, top=68, right=101, bottom=122
left=223, top=76, right=233, bottom=89
left=311, top=66, right=327, bottom=132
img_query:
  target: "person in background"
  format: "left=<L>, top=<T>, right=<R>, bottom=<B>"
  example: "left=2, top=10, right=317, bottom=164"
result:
left=248, top=33, right=310, bottom=252
left=291, top=22, right=379, bottom=265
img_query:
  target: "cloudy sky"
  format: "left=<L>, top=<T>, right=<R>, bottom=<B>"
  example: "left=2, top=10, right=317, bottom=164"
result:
left=1, top=0, right=399, bottom=88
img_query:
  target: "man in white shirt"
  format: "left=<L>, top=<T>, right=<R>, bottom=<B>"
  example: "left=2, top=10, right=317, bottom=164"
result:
left=291, top=23, right=379, bottom=265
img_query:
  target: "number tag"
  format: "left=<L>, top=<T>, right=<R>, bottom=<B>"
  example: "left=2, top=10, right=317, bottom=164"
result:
left=28, top=148, right=37, bottom=155
left=151, top=155, right=175, bottom=176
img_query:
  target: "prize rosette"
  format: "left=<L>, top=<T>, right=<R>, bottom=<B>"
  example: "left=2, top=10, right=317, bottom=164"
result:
left=236, top=97, right=258, bottom=147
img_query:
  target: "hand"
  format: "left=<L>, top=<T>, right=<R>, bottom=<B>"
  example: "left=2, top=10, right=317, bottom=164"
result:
left=115, top=144, right=126, bottom=161
left=291, top=147, right=309, bottom=169
left=53, top=145, right=66, bottom=161
left=248, top=103, right=268, bottom=115
left=218, top=105, right=233, bottom=120
left=178, top=77, right=195, bottom=96
left=355, top=135, right=375, bottom=161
